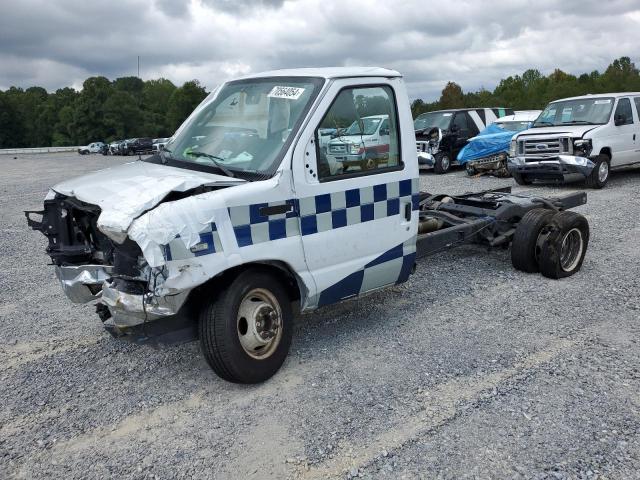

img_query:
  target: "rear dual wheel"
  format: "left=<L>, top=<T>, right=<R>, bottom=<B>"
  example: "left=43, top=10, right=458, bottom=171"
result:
left=511, top=209, right=589, bottom=278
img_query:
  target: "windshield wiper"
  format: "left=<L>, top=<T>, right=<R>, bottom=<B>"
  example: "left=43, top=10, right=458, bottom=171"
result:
left=532, top=121, right=554, bottom=127
left=187, top=151, right=235, bottom=178
left=560, top=120, right=596, bottom=125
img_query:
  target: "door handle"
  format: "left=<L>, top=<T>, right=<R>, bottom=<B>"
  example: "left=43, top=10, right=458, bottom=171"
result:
left=633, top=134, right=636, bottom=141
left=404, top=202, right=412, bottom=221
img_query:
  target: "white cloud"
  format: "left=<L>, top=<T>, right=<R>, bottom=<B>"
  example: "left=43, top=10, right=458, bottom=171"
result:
left=0, top=0, right=638, bottom=100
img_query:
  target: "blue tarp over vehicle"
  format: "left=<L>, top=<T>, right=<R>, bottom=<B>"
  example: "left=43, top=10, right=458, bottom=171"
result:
left=457, top=123, right=517, bottom=164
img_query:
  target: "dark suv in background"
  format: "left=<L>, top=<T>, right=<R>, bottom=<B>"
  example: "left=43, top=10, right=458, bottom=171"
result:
left=122, top=138, right=153, bottom=156
left=415, top=108, right=513, bottom=173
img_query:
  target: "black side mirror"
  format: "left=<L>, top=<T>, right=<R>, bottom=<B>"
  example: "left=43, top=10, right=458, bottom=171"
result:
left=379, top=128, right=389, bottom=136
left=614, top=114, right=626, bottom=126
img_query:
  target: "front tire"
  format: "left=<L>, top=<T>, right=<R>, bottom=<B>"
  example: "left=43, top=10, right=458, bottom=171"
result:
left=434, top=152, right=451, bottom=174
left=465, top=162, right=477, bottom=176
left=199, top=269, right=293, bottom=383
left=585, top=155, right=609, bottom=189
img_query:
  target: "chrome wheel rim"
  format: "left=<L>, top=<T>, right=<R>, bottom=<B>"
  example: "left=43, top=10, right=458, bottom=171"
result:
left=559, top=228, right=584, bottom=272
left=598, top=161, right=609, bottom=183
left=237, top=288, right=282, bottom=359
left=441, top=155, right=450, bottom=170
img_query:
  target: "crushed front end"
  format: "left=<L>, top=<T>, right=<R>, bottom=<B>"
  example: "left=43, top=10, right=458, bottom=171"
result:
left=25, top=193, right=191, bottom=341
left=507, top=136, right=595, bottom=182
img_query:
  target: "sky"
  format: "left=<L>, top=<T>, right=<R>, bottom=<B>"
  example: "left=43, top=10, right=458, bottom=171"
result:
left=1, top=0, right=639, bottom=101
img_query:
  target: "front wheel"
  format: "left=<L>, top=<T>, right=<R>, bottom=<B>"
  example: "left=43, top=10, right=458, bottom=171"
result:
left=585, top=155, right=609, bottom=189
left=199, top=269, right=293, bottom=383
left=433, top=152, right=451, bottom=174
left=465, top=162, right=476, bottom=176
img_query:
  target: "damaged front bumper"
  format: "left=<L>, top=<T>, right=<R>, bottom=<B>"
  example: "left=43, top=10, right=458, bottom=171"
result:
left=55, top=264, right=191, bottom=339
left=55, top=264, right=113, bottom=303
left=417, top=152, right=435, bottom=166
left=100, top=279, right=189, bottom=327
left=508, top=155, right=595, bottom=182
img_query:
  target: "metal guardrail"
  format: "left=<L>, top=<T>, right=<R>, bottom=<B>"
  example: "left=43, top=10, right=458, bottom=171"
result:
left=0, top=146, right=82, bottom=155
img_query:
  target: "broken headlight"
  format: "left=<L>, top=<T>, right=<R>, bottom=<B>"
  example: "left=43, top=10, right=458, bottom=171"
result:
left=349, top=143, right=364, bottom=155
left=573, top=139, right=592, bottom=158
left=509, top=139, right=517, bottom=157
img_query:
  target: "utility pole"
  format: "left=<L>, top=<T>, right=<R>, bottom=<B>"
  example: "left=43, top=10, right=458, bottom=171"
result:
left=137, top=56, right=140, bottom=78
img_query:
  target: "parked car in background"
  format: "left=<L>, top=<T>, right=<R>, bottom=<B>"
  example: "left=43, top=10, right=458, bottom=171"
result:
left=152, top=138, right=171, bottom=152
left=508, top=93, right=640, bottom=188
left=78, top=142, right=106, bottom=155
left=414, top=108, right=514, bottom=173
left=458, top=110, right=541, bottom=176
left=109, top=140, right=123, bottom=155
left=324, top=114, right=391, bottom=174
left=122, top=138, right=153, bottom=156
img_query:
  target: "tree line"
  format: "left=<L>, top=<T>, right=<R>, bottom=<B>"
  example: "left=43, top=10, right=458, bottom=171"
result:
left=411, top=57, right=640, bottom=118
left=1, top=57, right=639, bottom=148
left=0, top=76, right=207, bottom=148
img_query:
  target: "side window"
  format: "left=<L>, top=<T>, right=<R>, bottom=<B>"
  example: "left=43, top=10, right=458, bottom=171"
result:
left=315, top=85, right=401, bottom=180
left=452, top=113, right=468, bottom=132
left=466, top=113, right=480, bottom=136
left=614, top=98, right=633, bottom=125
left=634, top=98, right=640, bottom=121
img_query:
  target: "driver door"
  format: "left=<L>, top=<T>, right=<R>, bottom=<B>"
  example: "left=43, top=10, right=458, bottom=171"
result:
left=292, top=78, right=418, bottom=308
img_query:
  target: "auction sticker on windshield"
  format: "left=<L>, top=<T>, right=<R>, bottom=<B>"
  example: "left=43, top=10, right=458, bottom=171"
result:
left=594, top=99, right=612, bottom=104
left=268, top=86, right=305, bottom=100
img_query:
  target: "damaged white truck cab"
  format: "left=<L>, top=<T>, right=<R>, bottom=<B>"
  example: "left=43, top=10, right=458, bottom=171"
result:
left=27, top=68, right=592, bottom=383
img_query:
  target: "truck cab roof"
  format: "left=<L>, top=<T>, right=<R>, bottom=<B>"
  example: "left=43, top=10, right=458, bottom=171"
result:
left=235, top=67, right=402, bottom=81
left=552, top=92, right=640, bottom=102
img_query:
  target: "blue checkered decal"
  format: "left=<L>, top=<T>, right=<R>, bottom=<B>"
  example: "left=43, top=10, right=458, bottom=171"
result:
left=317, top=239, right=417, bottom=307
left=228, top=200, right=300, bottom=247
left=161, top=222, right=222, bottom=262
left=228, top=178, right=419, bottom=246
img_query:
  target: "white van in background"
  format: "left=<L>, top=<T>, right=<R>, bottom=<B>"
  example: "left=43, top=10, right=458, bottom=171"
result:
left=508, top=93, right=640, bottom=188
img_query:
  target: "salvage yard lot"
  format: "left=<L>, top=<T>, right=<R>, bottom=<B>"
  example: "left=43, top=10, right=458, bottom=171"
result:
left=1, top=152, right=639, bottom=479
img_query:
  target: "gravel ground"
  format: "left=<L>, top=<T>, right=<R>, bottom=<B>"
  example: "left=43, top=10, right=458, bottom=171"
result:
left=1, top=152, right=639, bottom=479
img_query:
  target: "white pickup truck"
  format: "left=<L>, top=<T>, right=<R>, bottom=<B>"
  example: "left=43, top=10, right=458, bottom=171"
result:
left=508, top=92, right=640, bottom=188
left=27, top=68, right=591, bottom=383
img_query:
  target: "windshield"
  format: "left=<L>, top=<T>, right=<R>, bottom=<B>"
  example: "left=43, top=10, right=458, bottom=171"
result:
left=533, top=98, right=614, bottom=127
left=413, top=112, right=453, bottom=131
left=345, top=117, right=383, bottom=135
left=159, top=77, right=323, bottom=178
left=496, top=121, right=532, bottom=132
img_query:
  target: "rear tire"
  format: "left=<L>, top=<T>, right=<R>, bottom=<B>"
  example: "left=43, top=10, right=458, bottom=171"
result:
left=585, top=155, right=609, bottom=189
left=434, top=152, right=451, bottom=174
left=511, top=208, right=556, bottom=273
left=199, top=269, right=293, bottom=383
left=512, top=172, right=531, bottom=185
left=538, top=211, right=589, bottom=279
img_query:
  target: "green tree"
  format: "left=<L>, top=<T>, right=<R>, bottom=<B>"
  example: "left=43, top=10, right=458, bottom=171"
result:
left=439, top=82, right=465, bottom=109
left=166, top=80, right=208, bottom=133
left=73, top=76, right=113, bottom=144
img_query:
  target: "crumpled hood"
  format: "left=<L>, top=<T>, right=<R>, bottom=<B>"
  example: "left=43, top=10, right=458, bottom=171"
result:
left=516, top=125, right=601, bottom=138
left=52, top=160, right=244, bottom=242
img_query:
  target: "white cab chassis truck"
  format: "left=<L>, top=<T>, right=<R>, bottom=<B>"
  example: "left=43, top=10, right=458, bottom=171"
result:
left=27, top=68, right=590, bottom=383
left=508, top=93, right=640, bottom=188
